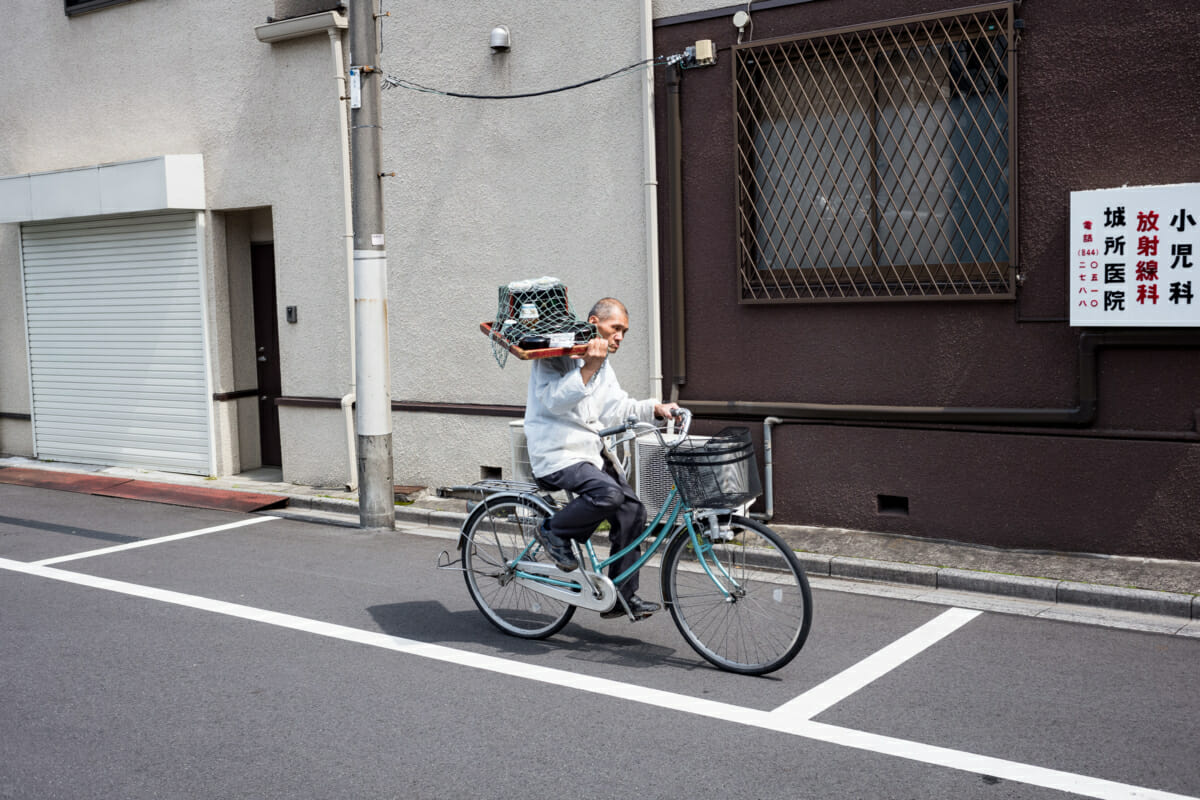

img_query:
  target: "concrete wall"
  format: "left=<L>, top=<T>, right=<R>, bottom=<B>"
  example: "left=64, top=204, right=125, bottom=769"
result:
left=0, top=0, right=666, bottom=492
left=376, top=1, right=661, bottom=488
left=0, top=223, right=32, bottom=457
left=0, top=1, right=349, bottom=479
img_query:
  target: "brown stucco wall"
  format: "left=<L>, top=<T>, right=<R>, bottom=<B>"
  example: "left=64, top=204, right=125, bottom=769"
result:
left=655, top=0, right=1200, bottom=559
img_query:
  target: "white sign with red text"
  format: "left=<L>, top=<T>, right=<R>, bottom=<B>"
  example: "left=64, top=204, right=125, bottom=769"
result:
left=1070, top=182, right=1200, bottom=326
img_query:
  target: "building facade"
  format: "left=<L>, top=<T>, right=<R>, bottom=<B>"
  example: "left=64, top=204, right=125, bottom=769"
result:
left=651, top=0, right=1200, bottom=560
left=2, top=0, right=1198, bottom=561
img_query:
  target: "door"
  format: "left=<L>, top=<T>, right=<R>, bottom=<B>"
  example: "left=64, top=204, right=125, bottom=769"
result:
left=250, top=243, right=282, bottom=466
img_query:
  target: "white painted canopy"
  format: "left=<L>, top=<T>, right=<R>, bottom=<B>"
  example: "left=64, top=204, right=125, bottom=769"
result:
left=0, top=155, right=204, bottom=223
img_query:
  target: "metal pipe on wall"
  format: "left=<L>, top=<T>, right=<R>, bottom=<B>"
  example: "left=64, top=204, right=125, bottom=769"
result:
left=328, top=27, right=359, bottom=491
left=682, top=331, right=1200, bottom=427
left=749, top=416, right=783, bottom=522
left=639, top=0, right=665, bottom=402
left=666, top=63, right=686, bottom=402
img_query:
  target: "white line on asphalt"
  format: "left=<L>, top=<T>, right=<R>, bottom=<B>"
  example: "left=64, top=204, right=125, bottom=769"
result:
left=31, top=516, right=277, bottom=566
left=0, top=556, right=1193, bottom=800
left=772, top=606, right=981, bottom=720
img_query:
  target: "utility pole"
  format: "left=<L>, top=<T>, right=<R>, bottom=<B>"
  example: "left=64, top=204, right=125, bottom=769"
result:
left=348, top=0, right=394, bottom=529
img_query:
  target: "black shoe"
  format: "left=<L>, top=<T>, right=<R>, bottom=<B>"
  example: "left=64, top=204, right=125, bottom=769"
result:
left=602, top=594, right=660, bottom=619
left=533, top=521, right=578, bottom=572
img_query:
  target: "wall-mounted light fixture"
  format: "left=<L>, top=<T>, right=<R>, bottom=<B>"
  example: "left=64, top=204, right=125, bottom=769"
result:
left=733, top=9, right=752, bottom=43
left=490, top=25, right=510, bottom=52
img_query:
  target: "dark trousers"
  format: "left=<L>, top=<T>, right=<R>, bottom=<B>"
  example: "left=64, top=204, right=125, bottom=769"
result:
left=537, top=460, right=646, bottom=599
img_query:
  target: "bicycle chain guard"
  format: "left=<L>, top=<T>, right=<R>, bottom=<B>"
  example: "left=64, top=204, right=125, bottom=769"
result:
left=514, top=561, right=618, bottom=613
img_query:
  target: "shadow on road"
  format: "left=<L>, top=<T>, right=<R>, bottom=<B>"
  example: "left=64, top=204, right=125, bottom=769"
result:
left=366, top=599, right=711, bottom=672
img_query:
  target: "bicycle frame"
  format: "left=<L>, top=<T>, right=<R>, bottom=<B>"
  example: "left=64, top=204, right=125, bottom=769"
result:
left=489, top=486, right=741, bottom=613
left=458, top=414, right=744, bottom=614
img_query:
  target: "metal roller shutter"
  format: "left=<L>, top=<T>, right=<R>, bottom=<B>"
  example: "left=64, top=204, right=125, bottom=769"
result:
left=20, top=212, right=213, bottom=475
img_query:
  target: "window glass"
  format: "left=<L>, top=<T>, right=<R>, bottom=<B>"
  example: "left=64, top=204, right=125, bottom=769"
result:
left=734, top=5, right=1015, bottom=301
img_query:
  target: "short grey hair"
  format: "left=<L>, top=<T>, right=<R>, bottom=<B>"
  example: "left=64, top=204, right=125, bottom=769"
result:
left=589, top=297, right=627, bottom=321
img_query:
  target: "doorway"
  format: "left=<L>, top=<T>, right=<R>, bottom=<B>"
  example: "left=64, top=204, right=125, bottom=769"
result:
left=251, top=243, right=282, bottom=466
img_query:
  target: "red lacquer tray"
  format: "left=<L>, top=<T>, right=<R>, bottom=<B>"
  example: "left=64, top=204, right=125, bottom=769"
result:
left=481, top=321, right=588, bottom=360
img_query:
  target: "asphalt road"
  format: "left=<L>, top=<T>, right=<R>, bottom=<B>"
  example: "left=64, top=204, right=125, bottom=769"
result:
left=1, top=482, right=1197, bottom=800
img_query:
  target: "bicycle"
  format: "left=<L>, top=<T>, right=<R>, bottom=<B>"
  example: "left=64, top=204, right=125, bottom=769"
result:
left=451, top=409, right=812, bottom=675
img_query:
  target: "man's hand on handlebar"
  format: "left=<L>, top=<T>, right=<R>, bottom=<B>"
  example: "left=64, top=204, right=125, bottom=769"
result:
left=654, top=402, right=681, bottom=420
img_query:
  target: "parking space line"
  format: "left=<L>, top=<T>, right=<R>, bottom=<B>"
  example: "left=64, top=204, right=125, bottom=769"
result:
left=30, top=516, right=278, bottom=566
left=772, top=607, right=981, bottom=721
left=1, top=557, right=1194, bottom=800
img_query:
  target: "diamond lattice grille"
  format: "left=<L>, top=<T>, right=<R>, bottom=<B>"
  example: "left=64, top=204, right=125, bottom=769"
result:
left=734, top=5, right=1015, bottom=301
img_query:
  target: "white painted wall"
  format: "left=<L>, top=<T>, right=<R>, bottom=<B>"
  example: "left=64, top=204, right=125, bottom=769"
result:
left=376, top=1, right=663, bottom=488
left=0, top=1, right=349, bottom=479
left=0, top=0, right=673, bottom=492
left=653, top=0, right=740, bottom=19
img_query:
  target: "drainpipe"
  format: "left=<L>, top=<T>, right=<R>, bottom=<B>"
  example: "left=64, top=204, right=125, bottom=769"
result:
left=639, top=0, right=664, bottom=401
left=683, top=330, right=1200, bottom=426
left=328, top=27, right=359, bottom=491
left=665, top=62, right=685, bottom=403
left=682, top=334, right=1200, bottom=522
left=750, top=416, right=782, bottom=522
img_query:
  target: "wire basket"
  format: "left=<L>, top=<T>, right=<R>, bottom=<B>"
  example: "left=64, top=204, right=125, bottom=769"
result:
left=664, top=427, right=762, bottom=510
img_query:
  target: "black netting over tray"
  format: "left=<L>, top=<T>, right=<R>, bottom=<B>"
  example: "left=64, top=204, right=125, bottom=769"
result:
left=490, top=277, right=596, bottom=367
left=664, top=427, right=762, bottom=509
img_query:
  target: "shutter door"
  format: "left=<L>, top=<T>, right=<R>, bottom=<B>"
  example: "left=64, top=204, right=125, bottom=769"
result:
left=20, top=213, right=212, bottom=475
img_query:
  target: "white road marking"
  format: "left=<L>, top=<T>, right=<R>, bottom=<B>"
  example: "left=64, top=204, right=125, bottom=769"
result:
left=772, top=607, right=981, bottom=720
left=31, top=516, right=277, bottom=566
left=0, top=557, right=1194, bottom=800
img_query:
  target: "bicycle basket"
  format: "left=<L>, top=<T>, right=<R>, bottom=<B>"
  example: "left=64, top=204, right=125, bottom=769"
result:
left=664, top=427, right=761, bottom=509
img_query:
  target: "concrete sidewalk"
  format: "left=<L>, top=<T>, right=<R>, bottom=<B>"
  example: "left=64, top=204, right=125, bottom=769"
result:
left=4, top=456, right=1197, bottom=630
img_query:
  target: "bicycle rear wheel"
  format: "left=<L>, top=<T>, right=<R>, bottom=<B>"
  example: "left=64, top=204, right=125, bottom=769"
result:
left=662, top=515, right=811, bottom=675
left=461, top=495, right=576, bottom=639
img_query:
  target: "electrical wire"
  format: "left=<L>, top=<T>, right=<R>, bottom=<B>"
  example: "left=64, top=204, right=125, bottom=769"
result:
left=382, top=56, right=668, bottom=100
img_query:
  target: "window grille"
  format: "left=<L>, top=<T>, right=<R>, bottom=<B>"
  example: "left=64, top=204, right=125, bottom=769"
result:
left=734, top=4, right=1016, bottom=302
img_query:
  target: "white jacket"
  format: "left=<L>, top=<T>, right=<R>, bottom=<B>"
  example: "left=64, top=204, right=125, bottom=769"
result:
left=524, top=355, right=657, bottom=478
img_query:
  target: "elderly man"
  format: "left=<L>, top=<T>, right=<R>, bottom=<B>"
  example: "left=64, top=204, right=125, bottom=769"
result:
left=523, top=297, right=678, bottom=619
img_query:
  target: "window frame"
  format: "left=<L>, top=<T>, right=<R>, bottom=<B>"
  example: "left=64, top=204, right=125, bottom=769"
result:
left=732, top=3, right=1019, bottom=304
left=65, top=0, right=139, bottom=17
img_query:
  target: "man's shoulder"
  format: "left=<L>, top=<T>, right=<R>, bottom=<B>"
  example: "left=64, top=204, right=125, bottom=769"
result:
left=533, top=355, right=578, bottom=377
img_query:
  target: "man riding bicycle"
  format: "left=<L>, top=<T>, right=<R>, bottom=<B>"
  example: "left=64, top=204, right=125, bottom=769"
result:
left=524, top=297, right=679, bottom=619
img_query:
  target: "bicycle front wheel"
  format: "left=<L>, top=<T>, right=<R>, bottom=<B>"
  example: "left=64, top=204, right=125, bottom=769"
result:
left=461, top=495, right=576, bottom=639
left=662, top=516, right=812, bottom=675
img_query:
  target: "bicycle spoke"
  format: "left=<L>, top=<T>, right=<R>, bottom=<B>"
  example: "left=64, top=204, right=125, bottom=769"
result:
left=664, top=518, right=812, bottom=675
left=463, top=497, right=575, bottom=639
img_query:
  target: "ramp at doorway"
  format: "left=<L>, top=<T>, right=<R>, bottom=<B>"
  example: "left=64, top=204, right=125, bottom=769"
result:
left=0, top=468, right=288, bottom=513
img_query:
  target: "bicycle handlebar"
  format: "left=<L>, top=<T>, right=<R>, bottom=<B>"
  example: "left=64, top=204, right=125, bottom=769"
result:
left=598, top=420, right=633, bottom=438
left=598, top=408, right=691, bottom=442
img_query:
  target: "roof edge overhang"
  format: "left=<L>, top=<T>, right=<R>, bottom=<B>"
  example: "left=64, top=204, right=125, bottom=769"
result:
left=255, top=10, right=347, bottom=43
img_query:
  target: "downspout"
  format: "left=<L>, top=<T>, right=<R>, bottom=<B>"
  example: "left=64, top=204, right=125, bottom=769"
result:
left=328, top=27, right=359, bottom=491
left=688, top=334, right=1200, bottom=522
left=640, top=0, right=664, bottom=401
left=751, top=416, right=782, bottom=522
left=666, top=62, right=686, bottom=402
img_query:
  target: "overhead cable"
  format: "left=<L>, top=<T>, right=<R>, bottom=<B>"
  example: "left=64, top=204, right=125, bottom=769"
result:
left=382, top=57, right=668, bottom=100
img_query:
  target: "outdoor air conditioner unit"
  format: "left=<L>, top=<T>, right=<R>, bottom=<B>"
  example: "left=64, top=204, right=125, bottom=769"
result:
left=508, top=420, right=534, bottom=483
left=635, top=433, right=752, bottom=518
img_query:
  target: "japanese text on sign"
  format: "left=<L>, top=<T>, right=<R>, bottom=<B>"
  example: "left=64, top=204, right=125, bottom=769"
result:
left=1070, top=183, right=1200, bottom=327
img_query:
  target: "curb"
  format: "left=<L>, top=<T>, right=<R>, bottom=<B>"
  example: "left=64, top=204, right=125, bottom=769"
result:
left=289, top=494, right=1200, bottom=622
